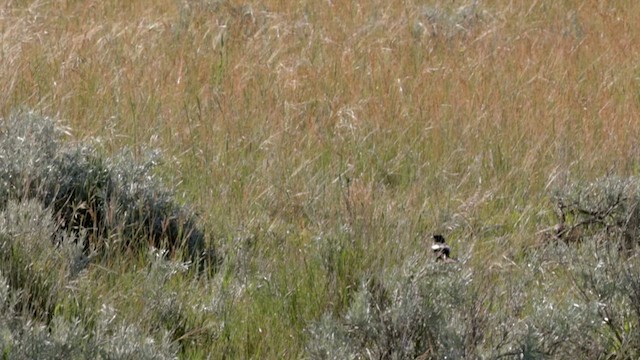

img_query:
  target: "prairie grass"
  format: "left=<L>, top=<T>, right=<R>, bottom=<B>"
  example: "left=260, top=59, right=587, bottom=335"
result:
left=1, top=0, right=640, bottom=358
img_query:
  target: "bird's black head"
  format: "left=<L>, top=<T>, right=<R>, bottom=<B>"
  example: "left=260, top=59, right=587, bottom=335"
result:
left=432, top=234, right=446, bottom=244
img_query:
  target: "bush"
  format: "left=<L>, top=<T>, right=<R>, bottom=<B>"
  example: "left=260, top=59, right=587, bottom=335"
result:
left=549, top=176, right=640, bottom=250
left=412, top=0, right=489, bottom=40
left=306, top=239, right=640, bottom=359
left=306, top=257, right=472, bottom=359
left=0, top=270, right=178, bottom=360
left=0, top=110, right=215, bottom=266
left=0, top=112, right=211, bottom=357
left=565, top=240, right=640, bottom=358
left=0, top=111, right=62, bottom=205
left=0, top=199, right=83, bottom=321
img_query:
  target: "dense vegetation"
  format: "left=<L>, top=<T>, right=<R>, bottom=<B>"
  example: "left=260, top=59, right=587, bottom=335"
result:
left=1, top=0, right=640, bottom=358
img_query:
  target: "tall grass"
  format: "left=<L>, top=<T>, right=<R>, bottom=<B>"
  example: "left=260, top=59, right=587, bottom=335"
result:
left=1, top=0, right=640, bottom=358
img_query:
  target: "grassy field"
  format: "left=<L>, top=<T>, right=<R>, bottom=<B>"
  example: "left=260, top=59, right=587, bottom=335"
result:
left=1, top=0, right=640, bottom=358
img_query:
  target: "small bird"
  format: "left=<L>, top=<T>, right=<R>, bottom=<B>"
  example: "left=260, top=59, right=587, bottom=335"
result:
left=431, top=234, right=457, bottom=263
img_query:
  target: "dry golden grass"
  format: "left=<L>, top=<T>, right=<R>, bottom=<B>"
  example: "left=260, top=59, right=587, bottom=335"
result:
left=2, top=0, right=640, bottom=357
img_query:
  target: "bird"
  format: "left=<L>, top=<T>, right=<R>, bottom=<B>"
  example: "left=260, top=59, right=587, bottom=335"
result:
left=431, top=234, right=457, bottom=263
